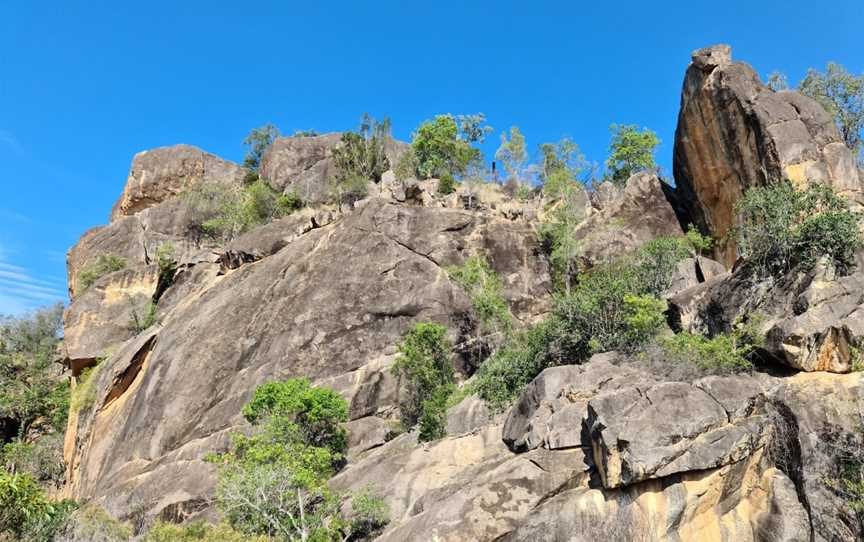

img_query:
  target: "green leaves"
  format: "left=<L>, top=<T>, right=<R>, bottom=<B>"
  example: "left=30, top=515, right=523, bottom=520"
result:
left=800, top=62, right=864, bottom=157
left=735, top=181, right=862, bottom=277
left=495, top=126, right=527, bottom=181
left=77, top=254, right=127, bottom=294
left=330, top=114, right=392, bottom=205
left=411, top=114, right=487, bottom=179
left=391, top=323, right=453, bottom=441
left=242, top=124, right=281, bottom=176
left=604, top=124, right=660, bottom=185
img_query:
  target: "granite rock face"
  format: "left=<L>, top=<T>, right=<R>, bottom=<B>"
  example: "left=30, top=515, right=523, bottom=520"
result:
left=573, top=172, right=685, bottom=266
left=110, top=144, right=245, bottom=222
left=259, top=133, right=409, bottom=204
left=63, top=195, right=553, bottom=522
left=673, top=44, right=863, bottom=265
left=669, top=256, right=864, bottom=373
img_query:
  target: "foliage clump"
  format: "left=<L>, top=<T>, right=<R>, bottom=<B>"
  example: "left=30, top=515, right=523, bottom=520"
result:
left=657, top=318, right=762, bottom=375
left=212, top=378, right=387, bottom=541
left=330, top=114, right=392, bottom=205
left=799, top=62, right=864, bottom=159
left=0, top=471, right=76, bottom=541
left=605, top=124, right=660, bottom=185
left=448, top=256, right=512, bottom=355
left=242, top=124, right=281, bottom=183
left=410, top=114, right=490, bottom=179
left=391, top=323, right=454, bottom=441
left=185, top=179, right=301, bottom=242
left=734, top=181, right=862, bottom=277
left=77, top=254, right=127, bottom=294
left=474, top=238, right=688, bottom=410
left=0, top=304, right=68, bottom=438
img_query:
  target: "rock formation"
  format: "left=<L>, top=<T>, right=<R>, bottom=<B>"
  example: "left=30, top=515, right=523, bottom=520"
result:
left=56, top=45, right=864, bottom=542
left=673, top=44, right=863, bottom=265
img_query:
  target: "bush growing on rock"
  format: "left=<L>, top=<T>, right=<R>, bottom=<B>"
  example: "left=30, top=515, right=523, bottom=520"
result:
left=242, top=124, right=280, bottom=183
left=447, top=255, right=512, bottom=359
left=184, top=179, right=300, bottom=241
left=55, top=504, right=133, bottom=542
left=799, top=62, right=864, bottom=158
left=734, top=181, right=862, bottom=277
left=605, top=124, right=660, bottom=185
left=391, top=323, right=454, bottom=441
left=142, top=521, right=266, bottom=542
left=495, top=126, right=528, bottom=183
left=77, top=254, right=127, bottom=294
left=411, top=114, right=490, bottom=179
left=475, top=238, right=687, bottom=410
left=330, top=114, right=392, bottom=205
left=211, top=378, right=388, bottom=541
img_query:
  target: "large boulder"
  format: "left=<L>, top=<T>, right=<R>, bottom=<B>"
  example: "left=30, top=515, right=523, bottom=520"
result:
left=669, top=257, right=864, bottom=373
left=573, top=172, right=686, bottom=266
left=673, top=44, right=863, bottom=265
left=110, top=145, right=245, bottom=222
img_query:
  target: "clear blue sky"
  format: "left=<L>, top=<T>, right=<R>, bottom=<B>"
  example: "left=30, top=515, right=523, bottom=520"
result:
left=1, top=0, right=861, bottom=314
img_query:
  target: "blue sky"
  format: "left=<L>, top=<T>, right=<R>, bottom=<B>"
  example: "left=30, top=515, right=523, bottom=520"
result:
left=1, top=0, right=861, bottom=315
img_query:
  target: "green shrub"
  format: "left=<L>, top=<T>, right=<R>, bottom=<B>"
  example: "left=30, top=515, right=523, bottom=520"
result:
left=474, top=238, right=686, bottom=410
left=242, top=124, right=280, bottom=183
left=391, top=323, right=453, bottom=441
left=70, top=362, right=103, bottom=417
left=474, top=316, right=585, bottom=410
left=0, top=304, right=69, bottom=436
left=153, top=241, right=177, bottom=300
left=437, top=173, right=456, bottom=195
left=411, top=114, right=488, bottom=179
left=605, top=124, right=660, bottom=185
left=684, top=224, right=713, bottom=258
left=57, top=504, right=132, bottom=542
left=394, top=148, right=420, bottom=182
left=212, top=379, right=385, bottom=541
left=799, top=62, right=864, bottom=157
left=330, top=114, right=391, bottom=205
left=1, top=436, right=65, bottom=485
left=185, top=179, right=299, bottom=241
left=129, top=299, right=157, bottom=333
left=0, top=471, right=77, bottom=541
left=495, top=126, right=528, bottom=182
left=515, top=182, right=533, bottom=201
left=447, top=256, right=512, bottom=349
left=143, top=521, right=265, bottom=542
left=348, top=488, right=390, bottom=541
left=241, top=378, right=348, bottom=460
left=660, top=332, right=753, bottom=373
left=735, top=181, right=862, bottom=277
left=77, top=254, right=127, bottom=293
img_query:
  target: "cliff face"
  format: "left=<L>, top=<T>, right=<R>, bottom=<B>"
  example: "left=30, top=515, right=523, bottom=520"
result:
left=673, top=45, right=863, bottom=266
left=60, top=45, right=864, bottom=542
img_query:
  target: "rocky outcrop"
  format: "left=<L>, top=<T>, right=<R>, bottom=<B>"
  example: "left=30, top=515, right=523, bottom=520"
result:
left=63, top=196, right=552, bottom=521
left=333, top=355, right=861, bottom=541
left=110, top=145, right=245, bottom=222
left=673, top=44, right=863, bottom=265
left=669, top=256, right=864, bottom=373
left=574, top=172, right=686, bottom=266
left=259, top=133, right=409, bottom=204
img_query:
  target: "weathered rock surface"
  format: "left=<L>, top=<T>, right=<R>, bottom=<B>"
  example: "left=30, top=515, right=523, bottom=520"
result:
left=63, top=197, right=552, bottom=521
left=259, top=133, right=409, bottom=204
left=674, top=44, right=863, bottom=265
left=574, top=172, right=686, bottom=266
left=587, top=379, right=769, bottom=488
left=110, top=144, right=245, bottom=221
left=333, top=356, right=861, bottom=541
left=669, top=257, right=864, bottom=373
